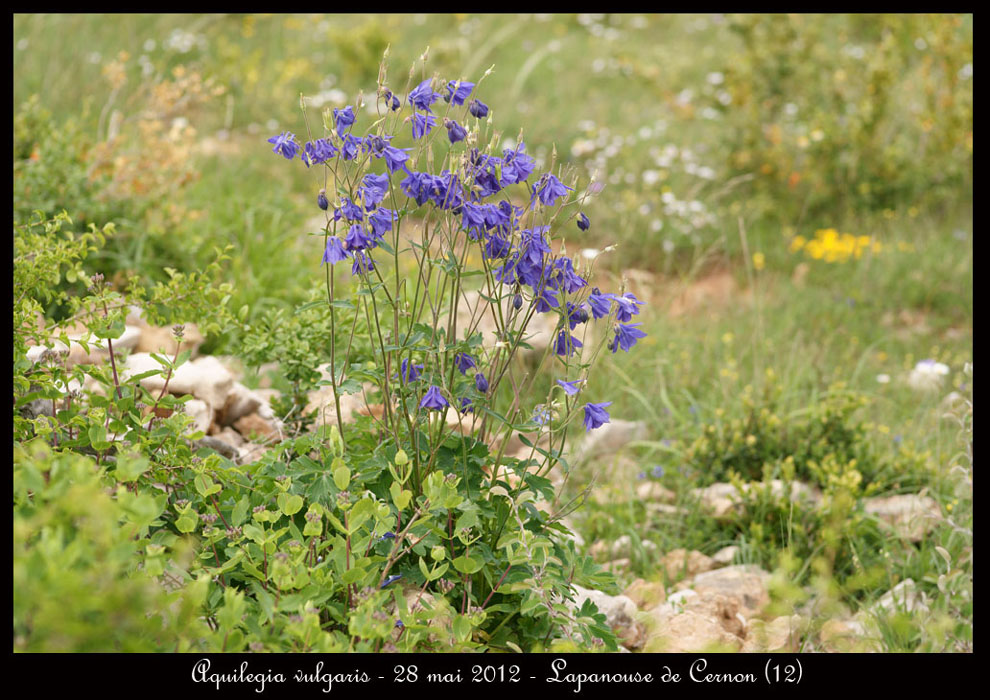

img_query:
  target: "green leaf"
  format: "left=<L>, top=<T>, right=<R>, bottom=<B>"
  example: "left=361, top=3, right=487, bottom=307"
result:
left=114, top=453, right=149, bottom=483
left=277, top=492, right=304, bottom=517
left=332, top=460, right=351, bottom=491
left=452, top=555, right=483, bottom=575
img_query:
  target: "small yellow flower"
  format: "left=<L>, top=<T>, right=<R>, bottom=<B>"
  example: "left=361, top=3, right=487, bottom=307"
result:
left=752, top=252, right=765, bottom=270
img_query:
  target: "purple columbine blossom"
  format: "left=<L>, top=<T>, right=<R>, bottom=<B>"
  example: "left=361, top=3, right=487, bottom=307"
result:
left=267, top=132, right=298, bottom=159
left=469, top=99, right=489, bottom=119
left=577, top=212, right=591, bottom=231
left=554, top=330, right=583, bottom=357
left=351, top=250, right=374, bottom=275
left=333, top=105, right=356, bottom=134
left=322, top=236, right=348, bottom=265
left=587, top=288, right=613, bottom=319
left=475, top=373, right=489, bottom=393
left=532, top=173, right=573, bottom=206
left=381, top=574, right=403, bottom=588
left=341, top=134, right=363, bottom=161
left=583, top=401, right=612, bottom=431
left=420, top=385, right=449, bottom=410
left=340, top=198, right=364, bottom=222
left=383, top=145, right=411, bottom=173
left=398, top=359, right=424, bottom=383
left=345, top=224, right=373, bottom=251
left=412, top=113, right=438, bottom=140
left=566, top=302, right=590, bottom=330
left=459, top=397, right=474, bottom=413
left=367, top=208, right=396, bottom=239
left=408, top=78, right=440, bottom=112
left=501, top=142, right=535, bottom=184
left=360, top=173, right=390, bottom=210
left=445, top=80, right=475, bottom=105
left=612, top=292, right=645, bottom=322
left=302, top=138, right=337, bottom=167
left=610, top=322, right=648, bottom=353
left=317, top=190, right=329, bottom=211
left=454, top=353, right=476, bottom=375
left=557, top=379, right=585, bottom=396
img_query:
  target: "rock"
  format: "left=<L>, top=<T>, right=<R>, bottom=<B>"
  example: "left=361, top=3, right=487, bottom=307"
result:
left=573, top=419, right=648, bottom=465
left=635, top=481, right=677, bottom=502
left=871, top=579, right=928, bottom=616
left=661, top=548, right=715, bottom=581
left=134, top=322, right=204, bottom=357
left=646, top=503, right=689, bottom=518
left=742, top=614, right=806, bottom=652
left=863, top=494, right=942, bottom=542
left=589, top=535, right=657, bottom=562
left=623, top=579, right=666, bottom=611
left=570, top=585, right=646, bottom=650
left=711, top=545, right=740, bottom=568
left=212, top=426, right=246, bottom=449
left=233, top=413, right=281, bottom=442
left=191, top=435, right=239, bottom=461
left=219, top=382, right=265, bottom=426
left=691, top=479, right=822, bottom=518
left=601, top=559, right=631, bottom=574
left=236, top=442, right=273, bottom=465
left=304, top=381, right=368, bottom=429
left=688, top=564, right=772, bottom=618
left=643, top=607, right=743, bottom=653
left=452, top=289, right=556, bottom=360
left=124, top=353, right=234, bottom=412
left=666, top=589, right=699, bottom=609
left=818, top=618, right=881, bottom=652
left=182, top=399, right=212, bottom=437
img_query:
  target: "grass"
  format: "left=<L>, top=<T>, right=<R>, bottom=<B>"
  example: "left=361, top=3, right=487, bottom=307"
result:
left=14, top=13, right=972, bottom=651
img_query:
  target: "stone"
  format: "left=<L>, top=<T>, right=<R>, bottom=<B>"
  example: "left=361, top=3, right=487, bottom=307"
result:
left=182, top=399, right=212, bottom=437
left=863, top=494, right=943, bottom=542
left=219, top=382, right=265, bottom=426
left=646, top=503, right=689, bottom=518
left=818, top=618, right=881, bottom=653
left=304, top=382, right=368, bottom=429
left=30, top=325, right=143, bottom=368
left=212, top=426, right=246, bottom=449
left=688, top=564, right=772, bottom=618
left=573, top=419, right=649, bottom=466
left=643, top=608, right=743, bottom=653
left=601, top=559, right=631, bottom=574
left=124, top=353, right=234, bottom=412
left=691, top=479, right=822, bottom=518
left=452, top=289, right=555, bottom=360
left=635, top=481, right=677, bottom=502
left=742, top=614, right=806, bottom=652
left=661, top=548, right=715, bottom=581
left=233, top=413, right=281, bottom=442
left=236, top=443, right=273, bottom=465
left=570, top=585, right=646, bottom=650
left=711, top=545, right=740, bottom=568
left=623, top=578, right=666, bottom=611
left=871, top=579, right=928, bottom=616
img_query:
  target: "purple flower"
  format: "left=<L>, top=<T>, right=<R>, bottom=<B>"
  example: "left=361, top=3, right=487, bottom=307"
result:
left=382, top=89, right=401, bottom=111
left=333, top=105, right=355, bottom=134
left=609, top=322, right=647, bottom=353
left=420, top=385, right=449, bottom=411
left=459, top=397, right=474, bottom=413
left=587, top=288, right=613, bottom=319
left=612, top=293, right=645, bottom=322
left=533, top=405, right=552, bottom=425
left=367, top=207, right=396, bottom=239
left=534, top=285, right=559, bottom=313
left=340, top=198, right=364, bottom=222
left=317, top=190, right=329, bottom=211
left=533, top=173, right=573, bottom=206
left=583, top=401, right=612, bottom=431
left=412, top=113, right=438, bottom=139
left=554, top=330, right=583, bottom=357
left=454, top=353, right=476, bottom=375
left=475, top=373, right=489, bottom=393
left=445, top=80, right=475, bottom=105
left=501, top=142, right=535, bottom=184
left=360, top=173, right=390, bottom=210
left=302, top=138, right=337, bottom=167
left=383, top=145, right=411, bottom=173
left=651, top=465, right=665, bottom=478
left=484, top=233, right=511, bottom=260
left=557, top=379, right=585, bottom=396
left=351, top=250, right=375, bottom=275
left=381, top=574, right=403, bottom=589
left=445, top=119, right=467, bottom=144
left=409, top=78, right=441, bottom=112
left=379, top=531, right=396, bottom=541
left=512, top=294, right=523, bottom=310
left=267, top=132, right=298, bottom=160
left=322, top=236, right=349, bottom=265
left=400, top=170, right=437, bottom=206
left=565, top=302, right=590, bottom=330
left=469, top=99, right=489, bottom=119
left=398, top=359, right=424, bottom=383
left=345, top=224, right=373, bottom=251
left=341, top=134, right=363, bottom=161
left=577, top=213, right=591, bottom=231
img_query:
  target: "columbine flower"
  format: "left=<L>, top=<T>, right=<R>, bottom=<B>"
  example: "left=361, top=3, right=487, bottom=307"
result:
left=512, top=293, right=523, bottom=310
left=554, top=330, right=583, bottom=357
left=382, top=88, right=401, bottom=111
left=317, top=189, right=329, bottom=211
left=445, top=80, right=475, bottom=105
left=532, top=173, right=573, bottom=206
left=267, top=132, right=299, bottom=159
left=420, top=385, right=449, bottom=410
left=651, top=465, right=665, bottom=478
left=565, top=302, right=590, bottom=330
left=333, top=105, right=355, bottom=134
left=360, top=173, right=390, bottom=210
left=445, top=119, right=467, bottom=144
left=610, top=322, right=647, bottom=353
left=398, top=359, right=424, bottom=383
left=533, top=405, right=552, bottom=425
left=557, top=379, right=585, bottom=396
left=340, top=198, right=364, bottom=222
left=378, top=532, right=396, bottom=541
left=408, top=78, right=440, bottom=112
left=381, top=574, right=403, bottom=589
left=454, top=353, right=476, bottom=375
left=577, top=212, right=591, bottom=231
left=475, top=373, right=489, bottom=393
left=587, top=288, right=613, bottom=319
left=469, top=99, right=489, bottom=119
left=383, top=145, right=411, bottom=173
left=583, top=401, right=612, bottom=431
left=345, top=223, right=372, bottom=250
left=321, top=236, right=348, bottom=265
left=302, top=138, right=337, bottom=167
left=459, top=397, right=474, bottom=413
left=412, top=113, right=438, bottom=140
left=351, top=250, right=374, bottom=275
left=341, top=134, right=363, bottom=160
left=612, top=293, right=645, bottom=322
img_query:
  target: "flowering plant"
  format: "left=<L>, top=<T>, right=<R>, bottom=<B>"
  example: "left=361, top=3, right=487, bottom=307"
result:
left=251, top=53, right=652, bottom=650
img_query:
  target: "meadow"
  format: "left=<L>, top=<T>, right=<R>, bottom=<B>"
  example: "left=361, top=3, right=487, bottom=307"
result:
left=13, top=14, right=972, bottom=653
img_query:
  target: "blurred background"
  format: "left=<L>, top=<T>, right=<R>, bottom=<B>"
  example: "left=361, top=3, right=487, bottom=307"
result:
left=13, top=14, right=973, bottom=649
